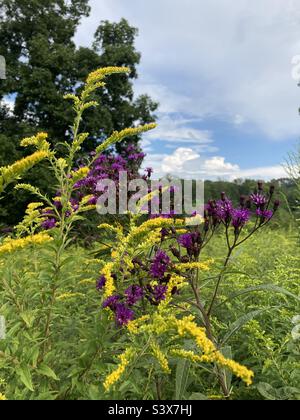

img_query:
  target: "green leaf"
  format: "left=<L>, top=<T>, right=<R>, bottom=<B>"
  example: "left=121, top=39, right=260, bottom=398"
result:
left=175, top=359, right=191, bottom=400
left=37, top=364, right=59, bottom=381
left=20, top=311, right=35, bottom=328
left=221, top=308, right=271, bottom=345
left=257, top=382, right=278, bottom=400
left=218, top=284, right=300, bottom=308
left=16, top=364, right=34, bottom=392
left=220, top=346, right=233, bottom=390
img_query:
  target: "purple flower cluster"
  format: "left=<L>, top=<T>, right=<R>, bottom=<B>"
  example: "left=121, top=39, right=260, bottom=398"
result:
left=150, top=250, right=171, bottom=279
left=178, top=232, right=202, bottom=257
left=101, top=284, right=144, bottom=326
left=41, top=218, right=57, bottom=230
left=203, top=184, right=279, bottom=231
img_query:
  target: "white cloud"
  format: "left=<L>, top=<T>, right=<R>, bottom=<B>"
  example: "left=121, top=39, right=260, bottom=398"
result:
left=142, top=148, right=286, bottom=180
left=202, top=156, right=240, bottom=175
left=76, top=0, right=300, bottom=139
left=161, top=147, right=200, bottom=173
left=145, top=114, right=213, bottom=146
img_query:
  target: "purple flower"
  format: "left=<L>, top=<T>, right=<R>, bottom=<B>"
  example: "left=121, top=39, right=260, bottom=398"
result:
left=178, top=233, right=193, bottom=250
left=231, top=208, right=251, bottom=228
left=88, top=196, right=97, bottom=205
left=153, top=285, right=168, bottom=303
left=256, top=209, right=273, bottom=220
left=145, top=167, right=153, bottom=178
left=41, top=218, right=56, bottom=230
left=150, top=250, right=171, bottom=279
left=115, top=304, right=134, bottom=326
left=53, top=200, right=62, bottom=210
left=178, top=232, right=201, bottom=251
left=125, top=285, right=144, bottom=306
left=215, top=199, right=233, bottom=222
left=96, top=275, right=106, bottom=291
left=102, top=295, right=121, bottom=310
left=250, top=193, right=267, bottom=208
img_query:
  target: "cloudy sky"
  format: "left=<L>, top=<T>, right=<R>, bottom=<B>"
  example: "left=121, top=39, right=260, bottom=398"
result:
left=75, top=0, right=300, bottom=180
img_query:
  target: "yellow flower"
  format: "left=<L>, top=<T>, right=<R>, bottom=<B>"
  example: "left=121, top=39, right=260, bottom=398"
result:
left=127, top=316, right=150, bottom=334
left=101, top=262, right=116, bottom=298
left=71, top=167, right=90, bottom=183
left=103, top=347, right=135, bottom=391
left=56, top=292, right=85, bottom=301
left=158, top=275, right=188, bottom=310
left=175, top=317, right=254, bottom=386
left=0, top=233, right=53, bottom=256
left=96, top=124, right=157, bottom=155
left=0, top=393, right=6, bottom=400
left=87, top=66, right=131, bottom=85
left=171, top=349, right=204, bottom=363
left=176, top=260, right=214, bottom=272
left=151, top=343, right=171, bottom=374
left=20, top=132, right=50, bottom=152
left=0, top=151, right=48, bottom=193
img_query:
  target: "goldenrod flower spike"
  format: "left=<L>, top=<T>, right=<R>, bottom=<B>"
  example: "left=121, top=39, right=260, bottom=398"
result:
left=0, top=233, right=53, bottom=256
left=20, top=132, right=50, bottom=152
left=96, top=123, right=157, bottom=155
left=0, top=393, right=7, bottom=400
left=86, top=66, right=131, bottom=85
left=151, top=343, right=171, bottom=374
left=103, top=347, right=135, bottom=392
left=101, top=262, right=116, bottom=299
left=0, top=151, right=48, bottom=194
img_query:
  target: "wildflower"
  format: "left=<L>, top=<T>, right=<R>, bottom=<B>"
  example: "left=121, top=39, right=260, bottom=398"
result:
left=96, top=275, right=106, bottom=291
left=0, top=233, right=52, bottom=256
left=56, top=293, right=84, bottom=301
left=125, top=285, right=144, bottom=306
left=71, top=167, right=90, bottom=183
left=231, top=208, right=251, bottom=229
left=250, top=193, right=267, bottom=209
left=115, top=304, right=135, bottom=326
left=175, top=316, right=254, bottom=386
left=273, top=200, right=280, bottom=211
left=256, top=209, right=273, bottom=221
left=103, top=347, right=135, bottom=391
left=150, top=250, right=171, bottom=279
left=215, top=198, right=233, bottom=222
left=152, top=285, right=168, bottom=303
left=41, top=218, right=56, bottom=230
left=127, top=315, right=150, bottom=334
left=176, top=261, right=213, bottom=272
left=20, top=132, right=50, bottom=152
left=177, top=232, right=202, bottom=257
left=151, top=343, right=171, bottom=374
left=0, top=151, right=48, bottom=193
left=0, top=393, right=6, bottom=400
left=101, top=263, right=116, bottom=298
left=145, top=167, right=153, bottom=178
left=177, top=233, right=193, bottom=250
left=103, top=295, right=121, bottom=310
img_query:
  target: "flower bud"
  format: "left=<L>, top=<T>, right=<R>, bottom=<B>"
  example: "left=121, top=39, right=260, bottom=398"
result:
left=269, top=185, right=275, bottom=196
left=240, top=195, right=246, bottom=207
left=169, top=246, right=180, bottom=259
left=273, top=200, right=280, bottom=211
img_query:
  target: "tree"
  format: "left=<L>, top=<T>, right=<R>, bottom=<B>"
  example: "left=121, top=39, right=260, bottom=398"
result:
left=0, top=0, right=158, bottom=225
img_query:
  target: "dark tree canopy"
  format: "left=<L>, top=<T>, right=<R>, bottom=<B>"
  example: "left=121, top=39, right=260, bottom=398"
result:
left=0, top=0, right=158, bottom=225
left=0, top=0, right=157, bottom=155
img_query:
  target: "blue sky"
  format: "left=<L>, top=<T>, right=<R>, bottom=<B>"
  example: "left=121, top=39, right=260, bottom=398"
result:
left=75, top=0, right=300, bottom=180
